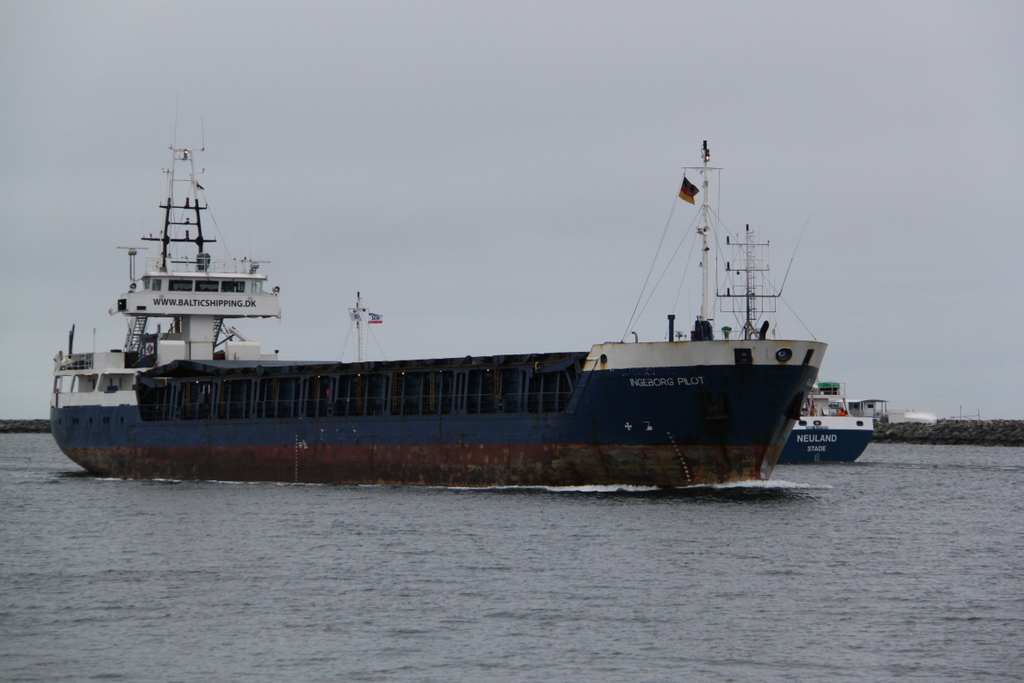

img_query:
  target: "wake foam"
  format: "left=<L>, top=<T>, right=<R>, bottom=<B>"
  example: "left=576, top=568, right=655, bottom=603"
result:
left=450, top=479, right=830, bottom=494
left=712, top=478, right=831, bottom=490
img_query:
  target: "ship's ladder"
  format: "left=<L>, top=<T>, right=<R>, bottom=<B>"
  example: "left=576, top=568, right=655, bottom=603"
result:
left=124, top=316, right=149, bottom=353
left=212, top=317, right=224, bottom=347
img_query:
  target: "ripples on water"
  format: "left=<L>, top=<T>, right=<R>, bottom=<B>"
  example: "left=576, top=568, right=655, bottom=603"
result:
left=2, top=435, right=1021, bottom=682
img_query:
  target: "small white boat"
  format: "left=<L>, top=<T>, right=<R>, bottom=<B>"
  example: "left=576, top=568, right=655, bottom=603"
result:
left=779, top=382, right=882, bottom=463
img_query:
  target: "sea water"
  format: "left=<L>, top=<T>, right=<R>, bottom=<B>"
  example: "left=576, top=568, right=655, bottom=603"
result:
left=1, top=434, right=1021, bottom=682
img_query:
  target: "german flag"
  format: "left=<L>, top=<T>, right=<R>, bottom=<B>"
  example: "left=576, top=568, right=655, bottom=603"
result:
left=679, top=177, right=699, bottom=204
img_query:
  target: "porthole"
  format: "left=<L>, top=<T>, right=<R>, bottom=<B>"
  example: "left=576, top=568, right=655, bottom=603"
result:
left=798, top=420, right=807, bottom=426
left=813, top=420, right=822, bottom=426
left=857, top=420, right=864, bottom=426
left=775, top=347, right=793, bottom=363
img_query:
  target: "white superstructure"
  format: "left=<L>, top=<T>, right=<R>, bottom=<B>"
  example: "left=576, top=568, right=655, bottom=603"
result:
left=52, top=146, right=280, bottom=409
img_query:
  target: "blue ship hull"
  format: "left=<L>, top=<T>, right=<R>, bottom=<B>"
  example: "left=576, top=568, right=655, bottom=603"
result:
left=779, top=423, right=873, bottom=463
left=51, top=341, right=825, bottom=487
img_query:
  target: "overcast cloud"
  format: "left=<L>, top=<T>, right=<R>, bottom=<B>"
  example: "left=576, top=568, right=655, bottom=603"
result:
left=2, top=1, right=1022, bottom=419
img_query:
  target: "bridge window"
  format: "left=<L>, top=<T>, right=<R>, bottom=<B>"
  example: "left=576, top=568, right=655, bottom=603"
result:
left=195, top=281, right=219, bottom=292
left=221, top=280, right=245, bottom=293
left=169, top=280, right=193, bottom=291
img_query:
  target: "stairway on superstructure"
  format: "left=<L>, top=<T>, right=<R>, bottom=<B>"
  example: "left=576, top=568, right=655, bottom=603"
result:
left=124, top=316, right=148, bottom=353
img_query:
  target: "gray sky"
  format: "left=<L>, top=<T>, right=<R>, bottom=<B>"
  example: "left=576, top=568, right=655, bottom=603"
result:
left=3, top=1, right=1022, bottom=420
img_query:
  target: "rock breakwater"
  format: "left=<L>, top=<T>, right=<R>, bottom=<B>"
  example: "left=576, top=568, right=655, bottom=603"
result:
left=873, top=420, right=1024, bottom=447
left=0, top=419, right=51, bottom=433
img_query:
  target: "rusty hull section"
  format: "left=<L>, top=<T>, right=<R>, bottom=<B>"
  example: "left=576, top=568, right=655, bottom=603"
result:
left=63, top=441, right=782, bottom=487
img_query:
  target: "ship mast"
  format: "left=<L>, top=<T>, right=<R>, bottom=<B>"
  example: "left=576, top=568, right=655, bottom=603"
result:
left=143, top=146, right=215, bottom=271
left=681, top=140, right=718, bottom=341
left=719, top=225, right=780, bottom=340
left=698, top=140, right=712, bottom=324
left=350, top=292, right=367, bottom=362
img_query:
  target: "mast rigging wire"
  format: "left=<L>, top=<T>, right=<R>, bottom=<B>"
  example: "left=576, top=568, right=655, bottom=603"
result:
left=633, top=227, right=698, bottom=337
left=779, top=295, right=817, bottom=340
left=336, top=323, right=355, bottom=361
left=777, top=214, right=812, bottom=296
left=621, top=182, right=687, bottom=341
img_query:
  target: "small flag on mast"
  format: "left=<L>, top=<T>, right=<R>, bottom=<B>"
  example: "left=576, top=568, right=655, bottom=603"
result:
left=679, top=177, right=699, bottom=204
left=368, top=313, right=383, bottom=324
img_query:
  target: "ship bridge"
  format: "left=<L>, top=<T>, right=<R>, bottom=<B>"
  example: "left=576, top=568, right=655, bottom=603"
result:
left=117, top=255, right=281, bottom=366
left=120, top=256, right=281, bottom=319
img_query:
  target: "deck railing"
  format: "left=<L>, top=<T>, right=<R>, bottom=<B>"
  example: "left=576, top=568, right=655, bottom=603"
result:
left=60, top=353, right=94, bottom=371
left=144, top=257, right=264, bottom=275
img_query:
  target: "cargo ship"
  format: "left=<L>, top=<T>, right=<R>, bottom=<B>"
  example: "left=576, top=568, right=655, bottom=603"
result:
left=50, top=142, right=825, bottom=487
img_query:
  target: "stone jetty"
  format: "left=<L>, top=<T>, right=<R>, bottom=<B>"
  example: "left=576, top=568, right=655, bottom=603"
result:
left=872, top=420, right=1024, bottom=447
left=0, top=419, right=51, bottom=433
